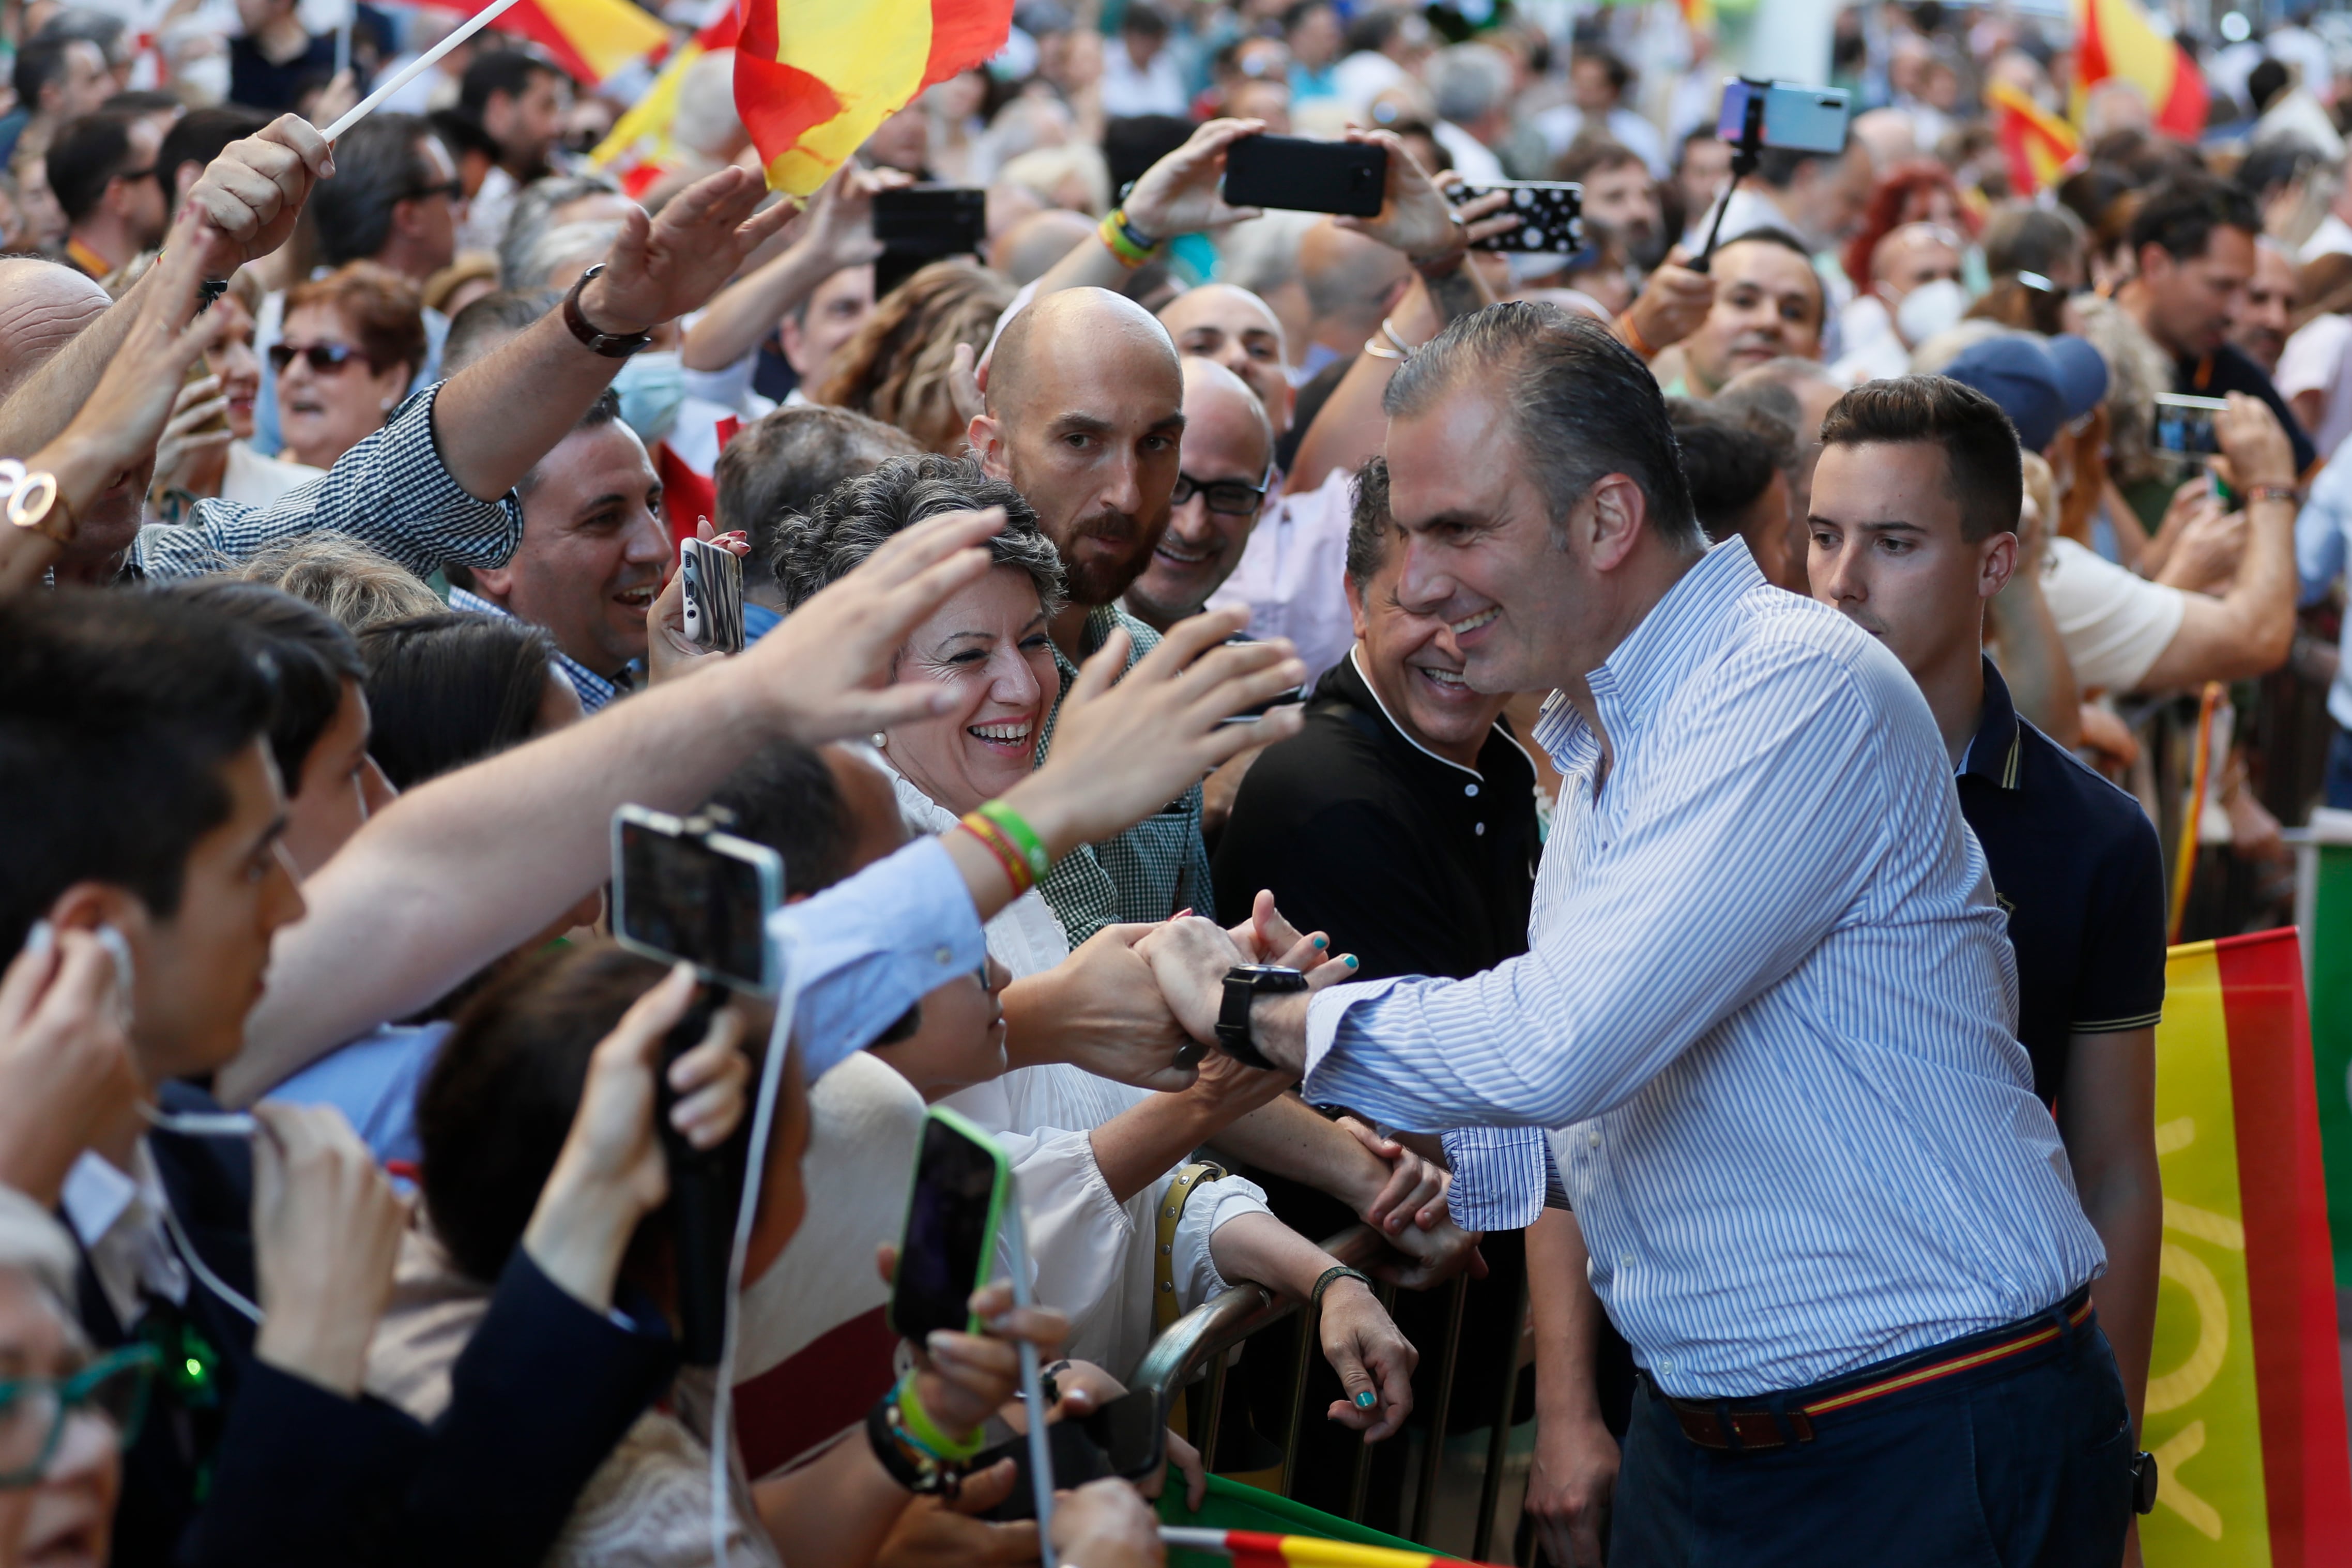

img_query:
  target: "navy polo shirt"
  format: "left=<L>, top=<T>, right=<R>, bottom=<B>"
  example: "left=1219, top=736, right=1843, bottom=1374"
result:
left=1958, top=657, right=2168, bottom=1104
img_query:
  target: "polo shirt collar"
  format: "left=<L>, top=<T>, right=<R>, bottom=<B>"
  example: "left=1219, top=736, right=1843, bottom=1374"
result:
left=1531, top=537, right=1763, bottom=771
left=1959, top=655, right=2024, bottom=790
left=1341, top=645, right=1486, bottom=780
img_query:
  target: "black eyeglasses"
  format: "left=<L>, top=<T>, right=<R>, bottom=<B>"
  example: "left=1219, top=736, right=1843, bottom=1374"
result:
left=113, top=164, right=159, bottom=186
left=405, top=179, right=463, bottom=202
left=268, top=341, right=365, bottom=375
left=1171, top=471, right=1270, bottom=517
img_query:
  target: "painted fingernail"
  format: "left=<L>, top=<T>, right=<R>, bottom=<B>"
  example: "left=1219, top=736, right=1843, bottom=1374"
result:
left=1343, top=954, right=1360, bottom=969
left=1356, top=1391, right=1376, bottom=1408
left=1312, top=935, right=1328, bottom=949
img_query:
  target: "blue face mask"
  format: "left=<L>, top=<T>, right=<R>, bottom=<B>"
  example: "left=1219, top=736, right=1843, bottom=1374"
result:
left=612, top=350, right=686, bottom=443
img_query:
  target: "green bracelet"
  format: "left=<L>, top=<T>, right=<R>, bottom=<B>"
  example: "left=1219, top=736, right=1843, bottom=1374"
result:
left=895, top=1372, right=985, bottom=1462
left=974, top=800, right=1051, bottom=882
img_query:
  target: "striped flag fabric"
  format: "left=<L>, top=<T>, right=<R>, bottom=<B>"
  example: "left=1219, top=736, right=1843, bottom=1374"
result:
left=445, top=0, right=669, bottom=87
left=2072, top=0, right=2209, bottom=141
left=591, top=4, right=741, bottom=192
left=1987, top=80, right=2079, bottom=196
left=2142, top=930, right=2352, bottom=1565
left=2295, top=831, right=2352, bottom=1286
left=1160, top=1527, right=1503, bottom=1568
left=733, top=0, right=1015, bottom=194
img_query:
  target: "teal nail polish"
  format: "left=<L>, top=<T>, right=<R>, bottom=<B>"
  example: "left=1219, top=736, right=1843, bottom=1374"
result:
left=1344, top=954, right=1360, bottom=969
left=1355, top=1390, right=1376, bottom=1408
left=1312, top=935, right=1328, bottom=949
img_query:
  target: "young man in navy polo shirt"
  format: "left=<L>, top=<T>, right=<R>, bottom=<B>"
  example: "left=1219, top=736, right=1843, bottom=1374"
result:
left=1806, top=374, right=2176, bottom=1478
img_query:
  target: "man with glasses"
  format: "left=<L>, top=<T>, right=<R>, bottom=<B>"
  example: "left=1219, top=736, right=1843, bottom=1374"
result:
left=292, top=111, right=463, bottom=397
left=1122, top=357, right=1276, bottom=634
left=45, top=110, right=166, bottom=279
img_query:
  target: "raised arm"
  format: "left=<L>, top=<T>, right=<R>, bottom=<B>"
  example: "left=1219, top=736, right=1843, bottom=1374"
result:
left=1025, top=117, right=1267, bottom=301
left=2133, top=395, right=2300, bottom=693
left=680, top=162, right=902, bottom=373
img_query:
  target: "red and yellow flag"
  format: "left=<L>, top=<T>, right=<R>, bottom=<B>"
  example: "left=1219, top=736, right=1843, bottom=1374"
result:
left=733, top=0, right=1014, bottom=194
left=2073, top=0, right=2209, bottom=141
left=1987, top=80, right=2078, bottom=197
left=1160, top=1528, right=1502, bottom=1568
left=2143, top=930, right=2352, bottom=1565
left=591, top=5, right=741, bottom=193
left=447, top=0, right=669, bottom=87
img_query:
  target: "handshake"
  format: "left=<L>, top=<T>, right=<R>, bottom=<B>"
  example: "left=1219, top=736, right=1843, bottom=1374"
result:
left=1129, top=891, right=1357, bottom=1079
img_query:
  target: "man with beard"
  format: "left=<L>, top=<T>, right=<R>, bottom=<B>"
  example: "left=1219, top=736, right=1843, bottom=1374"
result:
left=445, top=390, right=665, bottom=711
left=1556, top=140, right=1666, bottom=270
left=1669, top=229, right=1825, bottom=399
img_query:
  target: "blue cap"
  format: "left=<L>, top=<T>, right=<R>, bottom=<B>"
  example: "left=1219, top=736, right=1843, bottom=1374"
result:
left=1941, top=334, right=2107, bottom=452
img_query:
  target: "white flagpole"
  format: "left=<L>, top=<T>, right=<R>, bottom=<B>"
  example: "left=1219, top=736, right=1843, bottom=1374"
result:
left=323, top=0, right=526, bottom=141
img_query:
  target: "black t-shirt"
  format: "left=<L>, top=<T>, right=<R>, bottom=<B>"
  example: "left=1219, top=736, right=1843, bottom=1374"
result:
left=1958, top=659, right=2168, bottom=1103
left=2177, top=341, right=2319, bottom=475
left=229, top=33, right=340, bottom=114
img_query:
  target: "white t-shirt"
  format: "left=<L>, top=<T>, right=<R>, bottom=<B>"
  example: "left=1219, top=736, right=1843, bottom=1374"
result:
left=2303, top=212, right=2352, bottom=265
left=2277, top=313, right=2352, bottom=462
left=1208, top=464, right=1358, bottom=690
left=2040, top=536, right=2188, bottom=695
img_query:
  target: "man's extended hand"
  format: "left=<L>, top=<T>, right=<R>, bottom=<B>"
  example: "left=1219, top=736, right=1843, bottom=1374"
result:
left=250, top=1101, right=407, bottom=1398
left=1336, top=129, right=1514, bottom=264
left=1524, top=1409, right=1620, bottom=1567
left=1010, top=922, right=1198, bottom=1091
left=1618, top=251, right=1714, bottom=357
left=1121, top=117, right=1267, bottom=238
left=182, top=114, right=333, bottom=276
left=579, top=166, right=799, bottom=337
left=802, top=160, right=910, bottom=271
left=1135, top=914, right=1354, bottom=1062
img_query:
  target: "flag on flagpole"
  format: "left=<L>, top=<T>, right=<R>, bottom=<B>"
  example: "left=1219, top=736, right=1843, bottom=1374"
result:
left=445, top=0, right=669, bottom=88
left=734, top=0, right=1015, bottom=195
left=2072, top=0, right=2209, bottom=141
left=1987, top=80, right=2078, bottom=196
left=2141, top=930, right=2352, bottom=1565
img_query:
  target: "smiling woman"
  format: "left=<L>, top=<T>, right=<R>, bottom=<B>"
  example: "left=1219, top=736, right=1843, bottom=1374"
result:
left=273, top=262, right=427, bottom=471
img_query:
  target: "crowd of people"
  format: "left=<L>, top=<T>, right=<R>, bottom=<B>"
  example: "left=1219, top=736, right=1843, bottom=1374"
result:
left=8, top=0, right=2352, bottom=1564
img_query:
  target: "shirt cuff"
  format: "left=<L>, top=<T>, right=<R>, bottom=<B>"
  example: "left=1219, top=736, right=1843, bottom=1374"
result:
left=1301, top=976, right=1403, bottom=1092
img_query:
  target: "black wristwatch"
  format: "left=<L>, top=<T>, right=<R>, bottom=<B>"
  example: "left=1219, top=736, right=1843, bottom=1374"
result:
left=561, top=263, right=654, bottom=358
left=1216, top=965, right=1308, bottom=1070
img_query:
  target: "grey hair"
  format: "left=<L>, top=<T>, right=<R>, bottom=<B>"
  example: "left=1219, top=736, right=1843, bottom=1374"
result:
left=1384, top=302, right=1701, bottom=551
left=515, top=220, right=621, bottom=294
left=497, top=172, right=624, bottom=289
left=1425, top=44, right=1511, bottom=125
left=770, top=454, right=1066, bottom=617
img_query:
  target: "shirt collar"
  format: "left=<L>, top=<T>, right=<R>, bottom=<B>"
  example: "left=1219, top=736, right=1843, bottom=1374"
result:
left=449, top=586, right=623, bottom=711
left=1959, top=655, right=2024, bottom=789
left=1535, top=538, right=1763, bottom=770
left=1342, top=645, right=1485, bottom=780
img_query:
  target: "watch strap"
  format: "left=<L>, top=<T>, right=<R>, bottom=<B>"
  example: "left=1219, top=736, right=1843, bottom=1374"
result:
left=561, top=264, right=654, bottom=358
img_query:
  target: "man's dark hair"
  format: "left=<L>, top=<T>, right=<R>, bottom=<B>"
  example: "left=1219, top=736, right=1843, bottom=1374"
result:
left=158, top=105, right=267, bottom=207
left=1571, top=45, right=1632, bottom=95
left=706, top=740, right=854, bottom=900
left=158, top=581, right=361, bottom=792
left=12, top=36, right=87, bottom=116
left=312, top=112, right=436, bottom=268
left=1667, top=400, right=1784, bottom=544
left=358, top=611, right=558, bottom=789
left=1387, top=301, right=1699, bottom=549
left=2247, top=57, right=2290, bottom=116
left=459, top=49, right=560, bottom=120
left=440, top=286, right=553, bottom=378
left=0, top=590, right=277, bottom=956
left=1345, top=453, right=1394, bottom=590
left=100, top=88, right=177, bottom=116
left=1122, top=2, right=1170, bottom=39
left=2236, top=136, right=2323, bottom=205
left=1818, top=374, right=2023, bottom=543
left=45, top=111, right=141, bottom=226
left=771, top=453, right=1064, bottom=612
left=425, top=106, right=500, bottom=166
left=2128, top=175, right=2261, bottom=264
left=1554, top=137, right=1645, bottom=185
left=1754, top=144, right=1841, bottom=190
left=715, top=405, right=921, bottom=591
left=1281, top=0, right=1333, bottom=35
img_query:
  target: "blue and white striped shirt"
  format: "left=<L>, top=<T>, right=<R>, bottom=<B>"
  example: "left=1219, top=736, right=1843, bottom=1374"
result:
left=1301, top=541, right=2105, bottom=1398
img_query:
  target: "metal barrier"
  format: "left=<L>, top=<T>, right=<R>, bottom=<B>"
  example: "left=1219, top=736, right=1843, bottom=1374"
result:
left=1128, top=1225, right=1528, bottom=1559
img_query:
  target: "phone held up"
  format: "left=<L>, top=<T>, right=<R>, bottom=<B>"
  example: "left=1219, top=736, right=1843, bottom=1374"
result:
left=872, top=185, right=988, bottom=294
left=678, top=536, right=746, bottom=656
left=889, top=1104, right=1013, bottom=1340
left=1694, top=76, right=1851, bottom=272
left=609, top=803, right=784, bottom=1363
left=1456, top=182, right=1583, bottom=253
left=1221, top=133, right=1387, bottom=217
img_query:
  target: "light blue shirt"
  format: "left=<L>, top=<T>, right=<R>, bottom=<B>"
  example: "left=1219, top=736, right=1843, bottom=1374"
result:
left=1301, top=542, right=2106, bottom=1399
left=270, top=1020, right=447, bottom=1170
left=2296, top=455, right=2352, bottom=731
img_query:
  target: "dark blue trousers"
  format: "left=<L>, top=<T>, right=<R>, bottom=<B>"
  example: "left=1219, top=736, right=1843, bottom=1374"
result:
left=1610, top=1305, right=2135, bottom=1567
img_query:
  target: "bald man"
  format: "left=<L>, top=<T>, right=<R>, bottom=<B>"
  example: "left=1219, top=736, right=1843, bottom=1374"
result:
left=0, top=258, right=138, bottom=579
left=1835, top=222, right=1965, bottom=382
left=1156, top=283, right=1294, bottom=440
left=1125, top=357, right=1275, bottom=632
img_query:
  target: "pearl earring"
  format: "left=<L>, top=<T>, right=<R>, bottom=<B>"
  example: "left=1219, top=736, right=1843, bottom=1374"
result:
left=872, top=733, right=887, bottom=749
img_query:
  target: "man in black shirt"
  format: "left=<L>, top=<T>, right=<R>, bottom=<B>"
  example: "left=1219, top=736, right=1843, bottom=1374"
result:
left=1806, top=374, right=2168, bottom=1466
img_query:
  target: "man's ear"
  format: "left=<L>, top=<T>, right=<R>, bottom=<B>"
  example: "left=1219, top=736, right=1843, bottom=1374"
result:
left=45, top=882, right=147, bottom=941
left=1342, top=566, right=1370, bottom=643
left=470, top=561, right=516, bottom=601
left=969, top=411, right=1010, bottom=480
left=2137, top=243, right=2170, bottom=286
left=1979, top=529, right=2018, bottom=601
left=1585, top=472, right=1648, bottom=573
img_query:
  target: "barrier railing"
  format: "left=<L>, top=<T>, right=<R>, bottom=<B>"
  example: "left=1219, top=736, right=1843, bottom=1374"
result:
left=1128, top=1225, right=1528, bottom=1560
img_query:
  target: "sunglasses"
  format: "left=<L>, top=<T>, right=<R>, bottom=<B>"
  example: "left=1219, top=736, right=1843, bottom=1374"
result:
left=405, top=179, right=463, bottom=202
left=1171, top=471, right=1270, bottom=518
left=268, top=341, right=366, bottom=375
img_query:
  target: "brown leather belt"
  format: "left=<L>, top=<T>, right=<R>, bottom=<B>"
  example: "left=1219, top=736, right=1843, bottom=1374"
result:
left=1664, top=1289, right=2095, bottom=1453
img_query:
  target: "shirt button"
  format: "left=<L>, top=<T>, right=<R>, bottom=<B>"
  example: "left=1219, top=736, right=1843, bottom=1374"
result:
left=1474, top=822, right=1486, bottom=836
left=1587, top=1130, right=1601, bottom=1149
left=1464, top=783, right=1479, bottom=797
left=1659, top=1358, right=1673, bottom=1374
left=933, top=945, right=954, bottom=965
left=1620, top=1254, right=1634, bottom=1269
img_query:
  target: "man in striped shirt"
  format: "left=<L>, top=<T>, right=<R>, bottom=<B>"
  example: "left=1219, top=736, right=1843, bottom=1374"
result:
left=1144, top=304, right=2134, bottom=1564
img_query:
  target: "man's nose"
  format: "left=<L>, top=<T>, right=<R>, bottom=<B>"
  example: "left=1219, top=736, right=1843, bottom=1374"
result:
left=1168, top=494, right=1215, bottom=544
left=624, top=512, right=671, bottom=561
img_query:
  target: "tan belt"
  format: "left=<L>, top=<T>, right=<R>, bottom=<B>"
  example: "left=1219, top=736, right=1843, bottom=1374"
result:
left=1156, top=1160, right=1226, bottom=1433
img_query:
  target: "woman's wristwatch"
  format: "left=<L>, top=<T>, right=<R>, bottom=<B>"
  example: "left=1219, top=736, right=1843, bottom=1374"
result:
left=1216, top=965, right=1309, bottom=1070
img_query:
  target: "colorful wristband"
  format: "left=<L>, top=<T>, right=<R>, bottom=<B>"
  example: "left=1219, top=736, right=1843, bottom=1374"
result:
left=958, top=816, right=1034, bottom=897
left=974, top=799, right=1052, bottom=882
left=896, top=1371, right=985, bottom=1461
left=1098, top=208, right=1160, bottom=268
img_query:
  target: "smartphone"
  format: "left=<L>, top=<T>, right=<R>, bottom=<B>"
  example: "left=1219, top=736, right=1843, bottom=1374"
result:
left=1223, top=134, right=1387, bottom=218
left=873, top=186, right=988, bottom=258
left=889, top=1105, right=1013, bottom=1341
left=678, top=537, right=745, bottom=654
left=2154, top=393, right=2229, bottom=458
left=1715, top=78, right=1852, bottom=155
left=182, top=357, right=230, bottom=438
left=970, top=1386, right=1168, bottom=1521
left=1457, top=181, right=1583, bottom=253
left=610, top=804, right=784, bottom=994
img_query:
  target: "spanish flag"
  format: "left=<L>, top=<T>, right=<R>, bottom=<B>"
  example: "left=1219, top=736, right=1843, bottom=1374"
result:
left=1160, top=1528, right=1503, bottom=1568
left=446, top=0, right=670, bottom=87
left=2073, top=0, right=2209, bottom=142
left=734, top=0, right=1014, bottom=194
left=592, top=5, right=741, bottom=193
left=1988, top=80, right=2078, bottom=197
left=2143, top=930, right=2352, bottom=1565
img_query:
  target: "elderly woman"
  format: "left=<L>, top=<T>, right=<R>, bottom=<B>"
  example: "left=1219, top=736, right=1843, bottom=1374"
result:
left=771, top=454, right=1418, bottom=1425
left=0, top=1186, right=145, bottom=1568
left=147, top=269, right=322, bottom=517
left=274, top=261, right=428, bottom=471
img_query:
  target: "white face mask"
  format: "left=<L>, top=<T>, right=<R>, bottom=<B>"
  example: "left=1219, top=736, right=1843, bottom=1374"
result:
left=1893, top=276, right=1969, bottom=347
left=174, top=53, right=231, bottom=107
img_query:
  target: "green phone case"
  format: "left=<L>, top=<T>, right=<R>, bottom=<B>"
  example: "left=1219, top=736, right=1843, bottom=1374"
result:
left=889, top=1103, right=1014, bottom=1338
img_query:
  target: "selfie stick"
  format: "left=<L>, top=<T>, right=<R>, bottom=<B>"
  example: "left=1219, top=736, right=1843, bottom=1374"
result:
left=1002, top=1199, right=1059, bottom=1568
left=1691, top=84, right=1767, bottom=276
left=704, top=928, right=804, bottom=1567
left=322, top=0, right=525, bottom=142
